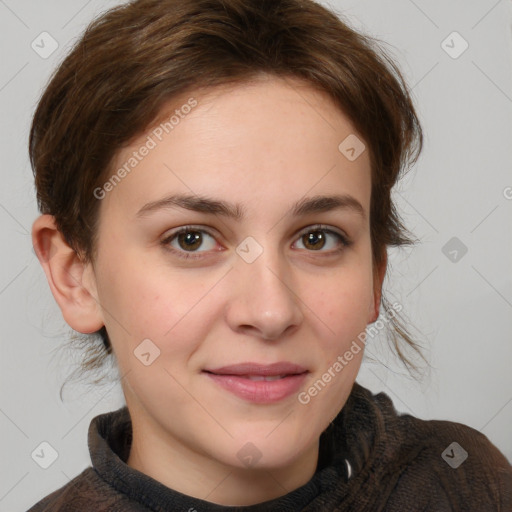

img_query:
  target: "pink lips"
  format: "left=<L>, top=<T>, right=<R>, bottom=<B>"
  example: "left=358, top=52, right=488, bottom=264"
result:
left=203, top=362, right=308, bottom=403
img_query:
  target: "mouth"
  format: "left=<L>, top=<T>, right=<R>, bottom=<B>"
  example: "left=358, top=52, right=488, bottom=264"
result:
left=230, top=374, right=289, bottom=381
left=202, top=362, right=309, bottom=403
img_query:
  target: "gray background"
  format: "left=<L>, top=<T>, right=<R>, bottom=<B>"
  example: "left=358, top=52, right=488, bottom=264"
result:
left=1, top=0, right=511, bottom=510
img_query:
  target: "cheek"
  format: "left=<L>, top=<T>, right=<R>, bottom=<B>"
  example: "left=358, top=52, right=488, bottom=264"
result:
left=97, top=253, right=203, bottom=332
left=312, top=263, right=374, bottom=343
left=96, top=256, right=224, bottom=371
left=298, top=268, right=372, bottom=417
left=97, top=267, right=167, bottom=334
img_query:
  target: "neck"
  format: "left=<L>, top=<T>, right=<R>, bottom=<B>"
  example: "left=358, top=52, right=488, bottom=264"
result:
left=126, top=414, right=320, bottom=506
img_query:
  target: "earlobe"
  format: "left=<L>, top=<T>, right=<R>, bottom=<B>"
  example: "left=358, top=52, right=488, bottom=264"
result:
left=32, top=214, right=104, bottom=334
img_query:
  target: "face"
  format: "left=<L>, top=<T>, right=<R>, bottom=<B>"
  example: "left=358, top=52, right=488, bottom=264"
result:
left=90, top=76, right=379, bottom=472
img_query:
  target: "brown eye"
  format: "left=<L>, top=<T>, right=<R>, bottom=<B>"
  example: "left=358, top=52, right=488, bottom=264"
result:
left=177, top=230, right=203, bottom=251
left=294, top=226, right=351, bottom=253
left=302, top=230, right=327, bottom=251
left=161, top=226, right=219, bottom=259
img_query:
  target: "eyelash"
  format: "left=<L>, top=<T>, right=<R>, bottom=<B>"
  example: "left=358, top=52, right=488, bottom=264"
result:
left=160, top=224, right=352, bottom=261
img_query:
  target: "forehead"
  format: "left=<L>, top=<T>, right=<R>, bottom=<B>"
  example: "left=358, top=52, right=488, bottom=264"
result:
left=100, top=76, right=371, bottom=222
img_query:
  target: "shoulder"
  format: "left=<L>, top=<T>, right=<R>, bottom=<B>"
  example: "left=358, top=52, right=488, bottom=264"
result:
left=355, top=384, right=512, bottom=510
left=397, top=418, right=511, bottom=510
left=26, top=467, right=141, bottom=512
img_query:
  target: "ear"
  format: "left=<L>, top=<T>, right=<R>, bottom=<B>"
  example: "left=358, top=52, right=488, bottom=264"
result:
left=368, top=250, right=387, bottom=324
left=32, top=214, right=104, bottom=333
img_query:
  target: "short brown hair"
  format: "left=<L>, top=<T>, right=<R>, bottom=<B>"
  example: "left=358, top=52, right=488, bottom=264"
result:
left=30, top=0, right=426, bottom=388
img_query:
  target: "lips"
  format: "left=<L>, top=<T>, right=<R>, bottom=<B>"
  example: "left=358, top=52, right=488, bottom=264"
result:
left=203, top=362, right=308, bottom=403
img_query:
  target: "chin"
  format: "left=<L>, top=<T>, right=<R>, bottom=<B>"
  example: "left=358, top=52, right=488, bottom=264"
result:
left=211, top=427, right=316, bottom=471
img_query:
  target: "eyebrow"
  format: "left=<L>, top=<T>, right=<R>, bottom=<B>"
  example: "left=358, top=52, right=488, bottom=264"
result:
left=136, top=193, right=366, bottom=220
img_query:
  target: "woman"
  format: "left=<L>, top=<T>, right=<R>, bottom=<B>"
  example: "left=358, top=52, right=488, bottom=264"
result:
left=28, top=0, right=512, bottom=510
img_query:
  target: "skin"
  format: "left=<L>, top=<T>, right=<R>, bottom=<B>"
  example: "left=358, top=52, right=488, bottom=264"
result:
left=32, top=75, right=386, bottom=506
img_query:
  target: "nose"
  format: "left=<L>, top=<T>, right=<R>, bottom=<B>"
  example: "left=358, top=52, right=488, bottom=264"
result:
left=225, top=248, right=304, bottom=341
